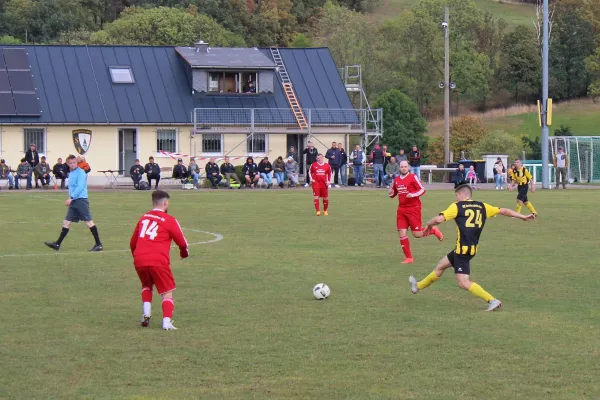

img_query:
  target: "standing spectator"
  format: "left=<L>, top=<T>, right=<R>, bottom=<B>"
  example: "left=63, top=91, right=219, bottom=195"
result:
left=188, top=158, right=200, bottom=189
left=466, top=165, right=478, bottom=190
left=454, top=164, right=467, bottom=188
left=303, top=141, right=318, bottom=187
left=172, top=158, right=188, bottom=182
left=205, top=157, right=222, bottom=189
left=129, top=159, right=145, bottom=189
left=384, top=156, right=400, bottom=188
left=287, top=146, right=298, bottom=163
left=15, top=158, right=33, bottom=190
left=258, top=156, right=273, bottom=188
left=242, top=156, right=260, bottom=188
left=25, top=143, right=40, bottom=187
left=53, top=158, right=69, bottom=189
left=144, top=156, right=161, bottom=189
left=273, top=156, right=286, bottom=188
left=370, top=143, right=385, bottom=188
left=382, top=144, right=391, bottom=173
left=285, top=156, right=299, bottom=187
left=77, top=156, right=91, bottom=174
left=337, top=143, right=348, bottom=186
left=325, top=141, right=341, bottom=187
left=409, top=145, right=421, bottom=179
left=396, top=149, right=408, bottom=164
left=0, top=159, right=15, bottom=189
left=553, top=147, right=569, bottom=189
left=35, top=156, right=52, bottom=187
left=220, top=156, right=242, bottom=189
left=349, top=144, right=366, bottom=186
left=494, top=159, right=506, bottom=190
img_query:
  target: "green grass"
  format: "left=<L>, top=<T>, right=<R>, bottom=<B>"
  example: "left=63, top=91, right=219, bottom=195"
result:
left=1, top=189, right=599, bottom=399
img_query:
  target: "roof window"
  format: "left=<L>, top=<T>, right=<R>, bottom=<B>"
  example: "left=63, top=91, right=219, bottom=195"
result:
left=109, top=67, right=135, bottom=84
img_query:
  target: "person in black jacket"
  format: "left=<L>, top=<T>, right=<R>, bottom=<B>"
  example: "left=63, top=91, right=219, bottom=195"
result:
left=220, top=156, right=241, bottom=189
left=303, top=141, right=318, bottom=186
left=258, top=156, right=273, bottom=188
left=129, top=159, right=144, bottom=189
left=454, top=164, right=467, bottom=188
left=205, top=157, right=222, bottom=188
left=144, top=156, right=161, bottom=189
left=409, top=145, right=421, bottom=179
left=325, top=142, right=341, bottom=187
left=172, top=158, right=189, bottom=182
left=337, top=142, right=348, bottom=186
left=52, top=157, right=69, bottom=189
left=242, top=156, right=259, bottom=188
left=25, top=143, right=40, bottom=187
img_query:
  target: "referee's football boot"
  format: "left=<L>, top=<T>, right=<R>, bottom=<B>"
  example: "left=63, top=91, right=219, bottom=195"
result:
left=44, top=241, right=60, bottom=251
left=88, top=244, right=103, bottom=252
left=486, top=299, right=502, bottom=312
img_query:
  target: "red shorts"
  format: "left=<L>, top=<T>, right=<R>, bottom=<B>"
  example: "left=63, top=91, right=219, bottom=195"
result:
left=135, top=265, right=176, bottom=295
left=312, top=186, right=329, bottom=198
left=396, top=207, right=423, bottom=231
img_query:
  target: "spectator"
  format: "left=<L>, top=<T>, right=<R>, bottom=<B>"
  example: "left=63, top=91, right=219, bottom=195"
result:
left=273, top=156, right=286, bottom=188
left=205, top=157, right=222, bottom=189
left=337, top=143, right=348, bottom=186
left=466, top=165, right=478, bottom=190
left=144, top=156, right=161, bottom=189
left=303, top=141, right=318, bottom=187
left=370, top=143, right=385, bottom=188
left=287, top=146, right=298, bottom=163
left=129, top=159, right=145, bottom=189
left=349, top=144, right=366, bottom=186
left=35, top=156, right=52, bottom=188
left=396, top=149, right=408, bottom=164
left=242, top=156, right=260, bottom=188
left=494, top=158, right=506, bottom=190
left=172, top=158, right=189, bottom=183
left=25, top=143, right=39, bottom=168
left=245, top=82, right=256, bottom=94
left=508, top=163, right=516, bottom=185
left=384, top=156, right=400, bottom=188
left=52, top=158, right=68, bottom=189
left=188, top=158, right=200, bottom=189
left=409, top=145, right=421, bottom=179
left=382, top=144, right=391, bottom=173
left=220, top=156, right=242, bottom=189
left=15, top=158, right=33, bottom=190
left=77, top=156, right=91, bottom=174
left=285, top=156, right=299, bottom=187
left=258, top=156, right=273, bottom=188
left=553, top=147, right=569, bottom=189
left=325, top=141, right=341, bottom=187
left=454, top=164, right=467, bottom=188
left=0, top=159, right=14, bottom=189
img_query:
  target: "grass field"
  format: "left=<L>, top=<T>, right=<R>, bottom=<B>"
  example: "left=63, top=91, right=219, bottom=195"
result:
left=1, top=188, right=599, bottom=399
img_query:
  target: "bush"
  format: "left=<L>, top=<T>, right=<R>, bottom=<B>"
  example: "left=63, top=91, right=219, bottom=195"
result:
left=554, top=125, right=573, bottom=136
left=472, top=130, right=524, bottom=160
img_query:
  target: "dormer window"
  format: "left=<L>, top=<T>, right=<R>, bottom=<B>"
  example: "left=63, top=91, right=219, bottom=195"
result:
left=208, top=71, right=257, bottom=94
left=109, top=67, right=134, bottom=84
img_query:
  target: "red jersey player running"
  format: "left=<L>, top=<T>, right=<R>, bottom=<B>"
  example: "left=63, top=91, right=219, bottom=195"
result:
left=389, top=160, right=443, bottom=264
left=130, top=190, right=189, bottom=330
left=309, top=153, right=332, bottom=216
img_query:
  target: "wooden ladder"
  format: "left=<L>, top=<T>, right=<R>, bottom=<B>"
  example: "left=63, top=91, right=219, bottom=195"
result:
left=271, top=48, right=308, bottom=130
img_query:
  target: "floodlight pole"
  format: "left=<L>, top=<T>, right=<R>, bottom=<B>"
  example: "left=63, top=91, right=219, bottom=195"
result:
left=541, top=0, right=550, bottom=188
left=443, top=7, right=450, bottom=166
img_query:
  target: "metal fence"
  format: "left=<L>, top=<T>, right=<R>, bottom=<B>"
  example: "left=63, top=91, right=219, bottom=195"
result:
left=550, top=136, right=600, bottom=183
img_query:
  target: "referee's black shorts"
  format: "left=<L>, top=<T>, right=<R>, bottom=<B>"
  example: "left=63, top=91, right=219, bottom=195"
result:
left=517, top=184, right=529, bottom=203
left=65, top=198, right=93, bottom=222
left=447, top=250, right=473, bottom=275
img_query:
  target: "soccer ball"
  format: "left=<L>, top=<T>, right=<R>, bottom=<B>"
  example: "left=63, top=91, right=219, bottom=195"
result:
left=313, top=283, right=330, bottom=300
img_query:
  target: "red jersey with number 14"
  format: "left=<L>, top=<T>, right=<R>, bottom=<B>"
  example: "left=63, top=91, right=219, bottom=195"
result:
left=130, top=209, right=189, bottom=268
left=309, top=162, right=332, bottom=188
left=390, top=173, right=426, bottom=209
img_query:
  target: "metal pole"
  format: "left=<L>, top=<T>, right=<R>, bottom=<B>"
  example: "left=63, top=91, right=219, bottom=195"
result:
left=443, top=7, right=450, bottom=166
left=541, top=0, right=550, bottom=188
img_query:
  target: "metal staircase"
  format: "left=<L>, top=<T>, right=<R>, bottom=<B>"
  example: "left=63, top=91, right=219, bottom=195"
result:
left=270, top=48, right=308, bottom=130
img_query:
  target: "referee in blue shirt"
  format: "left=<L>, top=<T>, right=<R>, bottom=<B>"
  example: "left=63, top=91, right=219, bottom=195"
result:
left=45, top=154, right=103, bottom=252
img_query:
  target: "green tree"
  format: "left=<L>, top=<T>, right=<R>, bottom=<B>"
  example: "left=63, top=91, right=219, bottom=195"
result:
left=427, top=116, right=486, bottom=164
left=472, top=130, right=523, bottom=160
left=289, top=33, right=312, bottom=47
left=0, top=35, right=22, bottom=44
left=522, top=136, right=542, bottom=159
left=553, top=124, right=573, bottom=136
left=585, top=47, right=600, bottom=101
left=373, top=89, right=428, bottom=155
left=500, top=25, right=541, bottom=103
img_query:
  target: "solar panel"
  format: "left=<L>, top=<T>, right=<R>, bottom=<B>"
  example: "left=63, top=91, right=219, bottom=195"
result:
left=0, top=92, right=16, bottom=116
left=0, top=52, right=5, bottom=70
left=13, top=93, right=41, bottom=116
left=3, top=48, right=29, bottom=70
left=0, top=70, right=10, bottom=92
left=8, top=70, right=35, bottom=92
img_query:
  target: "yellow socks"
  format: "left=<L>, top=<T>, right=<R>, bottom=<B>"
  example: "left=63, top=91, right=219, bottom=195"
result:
left=516, top=203, right=522, bottom=213
left=417, top=271, right=440, bottom=290
left=526, top=202, right=537, bottom=214
left=468, top=282, right=494, bottom=302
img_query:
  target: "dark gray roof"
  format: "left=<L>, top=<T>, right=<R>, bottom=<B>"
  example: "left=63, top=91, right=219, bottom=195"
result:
left=176, top=46, right=275, bottom=69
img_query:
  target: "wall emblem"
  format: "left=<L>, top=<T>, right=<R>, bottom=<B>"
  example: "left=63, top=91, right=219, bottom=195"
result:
left=72, top=129, right=92, bottom=155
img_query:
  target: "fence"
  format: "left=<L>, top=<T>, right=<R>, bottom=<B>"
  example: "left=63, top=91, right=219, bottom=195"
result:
left=550, top=137, right=600, bottom=183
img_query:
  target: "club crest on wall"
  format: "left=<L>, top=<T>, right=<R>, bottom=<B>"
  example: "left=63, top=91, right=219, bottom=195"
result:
left=72, top=129, right=92, bottom=155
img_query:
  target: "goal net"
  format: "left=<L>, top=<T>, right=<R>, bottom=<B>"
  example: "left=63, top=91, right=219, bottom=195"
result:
left=549, top=137, right=600, bottom=183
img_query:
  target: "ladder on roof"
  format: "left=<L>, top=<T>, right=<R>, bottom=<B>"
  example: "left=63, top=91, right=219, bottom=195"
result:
left=270, top=47, right=308, bottom=130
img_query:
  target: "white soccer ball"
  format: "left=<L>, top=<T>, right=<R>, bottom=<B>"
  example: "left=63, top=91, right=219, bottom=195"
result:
left=313, top=283, right=330, bottom=300
left=568, top=178, right=574, bottom=184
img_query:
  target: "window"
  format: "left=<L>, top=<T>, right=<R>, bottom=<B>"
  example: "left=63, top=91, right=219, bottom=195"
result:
left=202, top=134, right=222, bottom=154
left=156, top=129, right=177, bottom=153
left=109, top=67, right=135, bottom=84
left=208, top=72, right=257, bottom=94
left=23, top=128, right=45, bottom=154
left=247, top=133, right=266, bottom=154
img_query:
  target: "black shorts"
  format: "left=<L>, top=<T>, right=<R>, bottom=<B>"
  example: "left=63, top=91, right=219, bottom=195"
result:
left=65, top=198, right=93, bottom=223
left=517, top=184, right=529, bottom=203
left=447, top=251, right=473, bottom=275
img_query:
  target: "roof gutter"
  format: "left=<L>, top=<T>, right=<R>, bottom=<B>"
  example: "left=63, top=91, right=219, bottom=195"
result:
left=0, top=122, right=194, bottom=126
left=190, top=65, right=276, bottom=70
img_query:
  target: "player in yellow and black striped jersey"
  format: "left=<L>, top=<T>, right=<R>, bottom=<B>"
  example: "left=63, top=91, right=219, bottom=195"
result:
left=408, top=185, right=535, bottom=311
left=508, top=159, right=537, bottom=216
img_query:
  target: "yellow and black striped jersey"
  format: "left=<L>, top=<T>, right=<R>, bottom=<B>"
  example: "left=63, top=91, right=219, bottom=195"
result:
left=509, top=167, right=532, bottom=185
left=441, top=200, right=500, bottom=256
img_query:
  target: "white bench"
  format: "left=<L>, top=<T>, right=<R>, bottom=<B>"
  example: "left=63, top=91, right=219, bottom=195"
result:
left=420, top=165, right=457, bottom=184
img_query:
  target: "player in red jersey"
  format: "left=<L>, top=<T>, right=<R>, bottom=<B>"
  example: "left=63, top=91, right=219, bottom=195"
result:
left=389, top=160, right=443, bottom=264
left=309, top=153, right=332, bottom=216
left=130, top=190, right=189, bottom=330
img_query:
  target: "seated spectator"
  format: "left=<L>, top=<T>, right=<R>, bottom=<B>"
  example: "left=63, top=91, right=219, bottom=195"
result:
left=220, top=156, right=241, bottom=189
left=242, top=156, right=260, bottom=188
left=205, top=157, right=222, bottom=189
left=77, top=156, right=91, bottom=174
left=0, top=159, right=15, bottom=189
left=129, top=159, right=145, bottom=189
left=52, top=158, right=69, bottom=189
left=384, top=156, right=400, bottom=188
left=285, top=156, right=299, bottom=187
left=466, top=165, right=478, bottom=189
left=144, top=156, right=160, bottom=189
left=15, top=158, right=33, bottom=190
left=454, top=164, right=467, bottom=188
left=258, top=156, right=273, bottom=188
left=273, top=156, right=285, bottom=188
left=172, top=158, right=189, bottom=182
left=188, top=158, right=200, bottom=189
left=35, top=156, right=52, bottom=188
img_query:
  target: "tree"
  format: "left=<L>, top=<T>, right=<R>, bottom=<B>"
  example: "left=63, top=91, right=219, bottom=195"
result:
left=373, top=89, right=428, bottom=156
left=289, top=33, right=312, bottom=47
left=585, top=47, right=600, bottom=101
left=0, top=35, right=21, bottom=44
left=522, top=136, right=542, bottom=159
left=553, top=124, right=573, bottom=136
left=500, top=25, right=541, bottom=103
left=472, top=130, right=523, bottom=160
left=450, top=116, right=486, bottom=158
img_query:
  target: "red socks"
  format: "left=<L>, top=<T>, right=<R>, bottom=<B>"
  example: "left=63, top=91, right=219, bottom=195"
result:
left=162, top=298, right=174, bottom=319
left=314, top=199, right=320, bottom=212
left=400, top=236, right=412, bottom=259
left=323, top=199, right=329, bottom=211
left=141, top=287, right=152, bottom=303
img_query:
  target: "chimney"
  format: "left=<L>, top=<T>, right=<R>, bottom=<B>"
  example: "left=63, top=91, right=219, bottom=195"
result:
left=195, top=40, right=209, bottom=53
